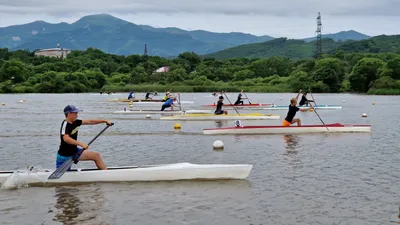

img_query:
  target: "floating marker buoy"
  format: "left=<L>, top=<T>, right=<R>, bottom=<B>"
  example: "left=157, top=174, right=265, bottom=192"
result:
left=309, top=109, right=314, bottom=112
left=372, top=102, right=375, bottom=105
left=213, top=140, right=224, bottom=150
left=146, top=114, right=151, bottom=119
left=23, top=100, right=26, bottom=102
left=279, top=98, right=282, bottom=100
left=342, top=100, right=346, bottom=103
left=362, top=97, right=365, bottom=100
left=18, top=100, right=23, bottom=103
left=362, top=113, right=367, bottom=117
left=174, top=123, right=181, bottom=129
left=1, top=103, right=5, bottom=106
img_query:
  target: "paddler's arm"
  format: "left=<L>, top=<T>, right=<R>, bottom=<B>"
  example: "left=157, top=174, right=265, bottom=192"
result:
left=82, top=119, right=113, bottom=126
left=296, top=89, right=302, bottom=100
left=63, top=134, right=88, bottom=149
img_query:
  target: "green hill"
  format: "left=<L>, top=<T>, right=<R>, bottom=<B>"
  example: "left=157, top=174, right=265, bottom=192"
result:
left=206, top=35, right=400, bottom=59
left=205, top=38, right=344, bottom=59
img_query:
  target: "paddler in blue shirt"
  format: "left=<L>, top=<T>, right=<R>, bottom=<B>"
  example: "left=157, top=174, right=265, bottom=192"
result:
left=128, top=91, right=134, bottom=100
left=161, top=96, right=176, bottom=111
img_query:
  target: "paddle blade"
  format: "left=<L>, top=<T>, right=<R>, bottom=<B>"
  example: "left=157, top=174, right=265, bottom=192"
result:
left=47, top=158, right=74, bottom=180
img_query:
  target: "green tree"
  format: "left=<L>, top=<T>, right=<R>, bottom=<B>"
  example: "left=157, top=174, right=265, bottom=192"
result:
left=0, top=60, right=32, bottom=83
left=349, top=58, right=386, bottom=92
left=233, top=69, right=255, bottom=81
left=313, top=58, right=345, bottom=92
left=177, top=52, right=201, bottom=71
left=289, top=71, right=313, bottom=91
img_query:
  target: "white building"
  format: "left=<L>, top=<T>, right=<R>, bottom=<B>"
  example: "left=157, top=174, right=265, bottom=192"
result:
left=154, top=66, right=170, bottom=73
left=34, top=43, right=71, bottom=59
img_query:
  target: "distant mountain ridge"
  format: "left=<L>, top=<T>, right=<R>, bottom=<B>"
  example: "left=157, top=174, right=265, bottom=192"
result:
left=0, top=13, right=371, bottom=56
left=302, top=30, right=371, bottom=42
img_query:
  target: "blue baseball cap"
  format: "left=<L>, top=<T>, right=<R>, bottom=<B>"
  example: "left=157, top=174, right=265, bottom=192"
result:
left=63, top=105, right=82, bottom=114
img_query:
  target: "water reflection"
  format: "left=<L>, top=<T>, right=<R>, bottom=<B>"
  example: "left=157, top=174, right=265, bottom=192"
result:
left=53, top=187, right=82, bottom=225
left=53, top=185, right=105, bottom=225
left=214, top=121, right=228, bottom=128
left=283, top=135, right=300, bottom=153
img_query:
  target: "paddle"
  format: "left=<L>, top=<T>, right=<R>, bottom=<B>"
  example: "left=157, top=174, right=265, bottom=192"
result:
left=223, top=92, right=240, bottom=115
left=177, top=93, right=182, bottom=111
left=47, top=123, right=114, bottom=180
left=242, top=90, right=252, bottom=104
left=308, top=91, right=329, bottom=131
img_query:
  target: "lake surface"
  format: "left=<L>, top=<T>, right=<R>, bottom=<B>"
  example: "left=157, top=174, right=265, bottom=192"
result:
left=0, top=92, right=399, bottom=225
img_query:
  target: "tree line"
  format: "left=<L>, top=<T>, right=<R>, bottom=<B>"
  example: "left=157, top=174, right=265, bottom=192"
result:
left=0, top=48, right=399, bottom=94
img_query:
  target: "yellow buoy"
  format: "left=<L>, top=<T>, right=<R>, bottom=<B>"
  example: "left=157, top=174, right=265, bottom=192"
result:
left=1, top=103, right=5, bottom=106
left=372, top=102, right=375, bottom=105
left=23, top=100, right=26, bottom=102
left=309, top=109, right=314, bottom=112
left=174, top=123, right=181, bottom=129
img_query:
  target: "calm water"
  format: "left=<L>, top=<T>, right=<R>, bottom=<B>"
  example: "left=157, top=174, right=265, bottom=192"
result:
left=0, top=92, right=399, bottom=225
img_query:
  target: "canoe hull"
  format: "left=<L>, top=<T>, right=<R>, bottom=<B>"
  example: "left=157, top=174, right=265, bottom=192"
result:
left=263, top=104, right=342, bottom=110
left=160, top=113, right=280, bottom=121
left=0, top=163, right=253, bottom=185
left=203, top=123, right=371, bottom=134
left=113, top=110, right=212, bottom=114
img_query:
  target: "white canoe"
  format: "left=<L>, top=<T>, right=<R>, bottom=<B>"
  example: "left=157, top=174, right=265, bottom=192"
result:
left=203, top=123, right=371, bottom=135
left=113, top=109, right=212, bottom=114
left=263, top=104, right=342, bottom=110
left=160, top=113, right=280, bottom=121
left=0, top=163, right=253, bottom=186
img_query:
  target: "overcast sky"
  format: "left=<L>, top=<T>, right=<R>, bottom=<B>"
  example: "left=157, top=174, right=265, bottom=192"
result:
left=0, top=0, right=398, bottom=38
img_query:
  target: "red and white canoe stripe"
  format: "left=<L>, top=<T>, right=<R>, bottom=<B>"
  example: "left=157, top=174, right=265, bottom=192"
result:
left=203, top=123, right=372, bottom=135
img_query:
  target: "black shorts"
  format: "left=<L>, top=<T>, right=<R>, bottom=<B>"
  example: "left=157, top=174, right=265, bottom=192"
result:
left=214, top=110, right=224, bottom=115
left=161, top=105, right=171, bottom=111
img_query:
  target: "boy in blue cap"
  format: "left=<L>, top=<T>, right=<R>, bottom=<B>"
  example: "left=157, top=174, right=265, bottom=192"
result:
left=57, top=105, right=113, bottom=170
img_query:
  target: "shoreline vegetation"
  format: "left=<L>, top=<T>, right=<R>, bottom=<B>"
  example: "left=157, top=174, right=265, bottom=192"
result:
left=0, top=48, right=400, bottom=95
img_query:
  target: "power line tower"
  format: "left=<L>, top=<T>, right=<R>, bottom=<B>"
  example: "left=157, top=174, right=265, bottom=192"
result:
left=315, top=12, right=322, bottom=58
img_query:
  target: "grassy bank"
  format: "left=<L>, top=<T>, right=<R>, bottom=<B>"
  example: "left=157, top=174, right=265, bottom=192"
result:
left=367, top=88, right=400, bottom=95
